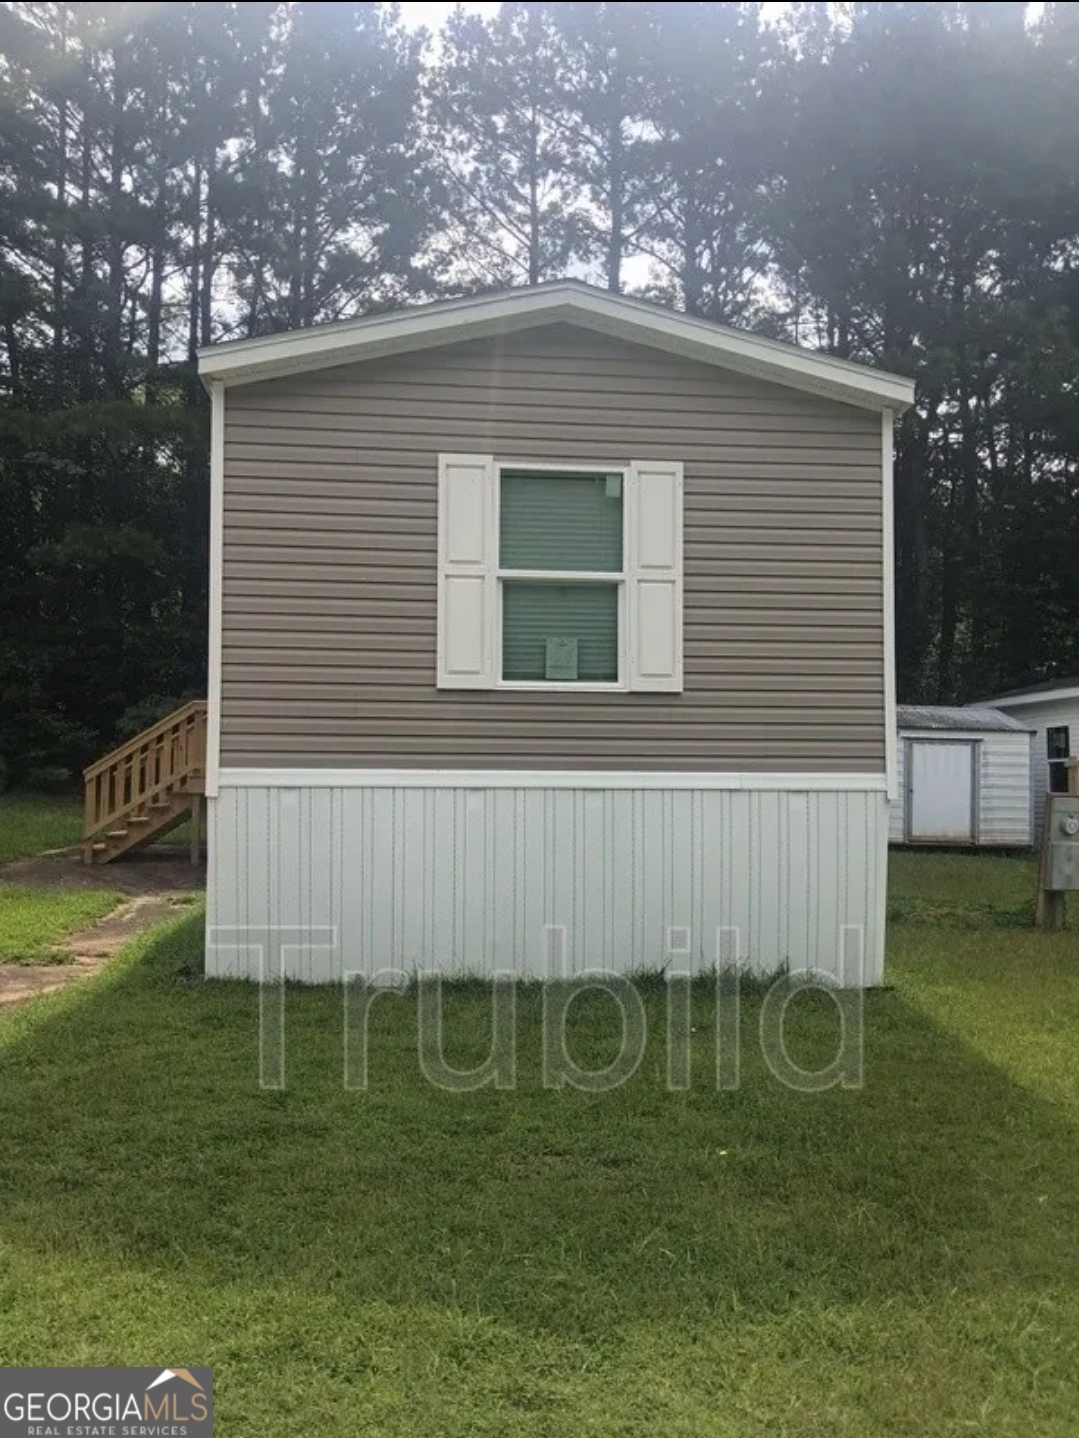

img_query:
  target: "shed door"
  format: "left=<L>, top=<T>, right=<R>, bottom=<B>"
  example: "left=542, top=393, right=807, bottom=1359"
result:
left=909, top=741, right=975, bottom=842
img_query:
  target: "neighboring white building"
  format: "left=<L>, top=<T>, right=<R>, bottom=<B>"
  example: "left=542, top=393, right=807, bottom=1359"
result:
left=891, top=705, right=1033, bottom=848
left=973, top=678, right=1079, bottom=841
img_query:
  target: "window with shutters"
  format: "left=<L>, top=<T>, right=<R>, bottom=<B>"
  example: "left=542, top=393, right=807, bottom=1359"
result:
left=436, top=454, right=683, bottom=693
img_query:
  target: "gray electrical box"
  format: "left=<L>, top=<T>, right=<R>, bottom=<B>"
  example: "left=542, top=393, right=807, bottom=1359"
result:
left=1046, top=794, right=1079, bottom=889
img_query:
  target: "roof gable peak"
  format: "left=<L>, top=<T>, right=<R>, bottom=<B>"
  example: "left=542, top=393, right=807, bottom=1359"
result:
left=199, top=280, right=914, bottom=413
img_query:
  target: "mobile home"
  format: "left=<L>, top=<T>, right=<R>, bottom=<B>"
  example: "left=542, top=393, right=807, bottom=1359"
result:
left=192, top=283, right=914, bottom=985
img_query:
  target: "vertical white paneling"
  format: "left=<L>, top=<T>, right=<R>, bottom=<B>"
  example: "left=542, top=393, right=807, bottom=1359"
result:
left=869, top=793, right=888, bottom=987
left=520, top=789, right=547, bottom=977
left=786, top=791, right=810, bottom=975
left=399, top=789, right=426, bottom=969
left=461, top=790, right=488, bottom=976
left=206, top=781, right=889, bottom=987
left=339, top=784, right=365, bottom=978
left=700, top=790, right=723, bottom=976
left=668, top=790, right=695, bottom=966
left=726, top=791, right=752, bottom=973
left=249, top=786, right=273, bottom=958
left=580, top=791, right=607, bottom=970
left=369, top=790, right=394, bottom=969
left=489, top=789, right=516, bottom=975
left=813, top=791, right=840, bottom=978
left=610, top=790, right=636, bottom=972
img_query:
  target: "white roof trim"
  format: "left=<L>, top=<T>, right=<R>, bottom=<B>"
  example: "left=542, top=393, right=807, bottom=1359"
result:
left=976, top=686, right=1079, bottom=709
left=197, top=281, right=915, bottom=412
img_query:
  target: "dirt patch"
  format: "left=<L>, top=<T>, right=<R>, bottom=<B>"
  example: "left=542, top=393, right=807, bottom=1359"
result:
left=0, top=893, right=191, bottom=1007
left=0, top=845, right=204, bottom=895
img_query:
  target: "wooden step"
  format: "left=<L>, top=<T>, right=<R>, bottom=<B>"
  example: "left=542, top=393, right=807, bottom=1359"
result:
left=82, top=698, right=206, bottom=865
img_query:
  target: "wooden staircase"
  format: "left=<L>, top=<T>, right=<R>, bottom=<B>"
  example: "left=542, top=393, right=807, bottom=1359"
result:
left=83, top=700, right=207, bottom=864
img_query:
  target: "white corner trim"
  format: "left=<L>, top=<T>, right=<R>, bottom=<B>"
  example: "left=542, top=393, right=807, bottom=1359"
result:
left=197, top=282, right=915, bottom=413
left=882, top=409, right=898, bottom=803
left=206, top=379, right=224, bottom=799
left=216, top=767, right=888, bottom=792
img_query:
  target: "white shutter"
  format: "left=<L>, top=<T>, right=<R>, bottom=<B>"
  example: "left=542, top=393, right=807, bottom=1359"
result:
left=437, top=453, right=497, bottom=688
left=627, top=459, right=683, bottom=692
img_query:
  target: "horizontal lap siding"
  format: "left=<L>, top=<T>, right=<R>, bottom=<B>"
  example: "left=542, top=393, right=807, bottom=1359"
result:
left=221, top=325, right=885, bottom=770
left=979, top=731, right=1033, bottom=846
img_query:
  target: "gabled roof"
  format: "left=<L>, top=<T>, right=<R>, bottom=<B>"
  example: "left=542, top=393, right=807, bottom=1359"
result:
left=197, top=280, right=916, bottom=412
left=898, top=704, right=1032, bottom=734
left=976, top=676, right=1079, bottom=708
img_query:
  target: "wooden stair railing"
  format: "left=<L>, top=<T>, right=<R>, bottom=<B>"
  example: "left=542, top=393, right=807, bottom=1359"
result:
left=83, top=700, right=208, bottom=864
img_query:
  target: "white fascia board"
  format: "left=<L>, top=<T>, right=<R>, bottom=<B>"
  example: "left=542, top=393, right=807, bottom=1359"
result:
left=197, top=284, right=915, bottom=413
left=216, top=768, right=888, bottom=792
left=974, top=687, right=1079, bottom=709
left=898, top=729, right=1034, bottom=740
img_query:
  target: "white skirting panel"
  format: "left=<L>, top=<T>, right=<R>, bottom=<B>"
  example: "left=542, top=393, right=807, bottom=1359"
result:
left=206, top=782, right=889, bottom=987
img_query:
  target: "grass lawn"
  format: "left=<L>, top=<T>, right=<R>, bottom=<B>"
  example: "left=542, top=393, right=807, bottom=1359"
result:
left=0, top=856, right=1077, bottom=1435
left=889, top=847, right=1039, bottom=913
left=0, top=791, right=82, bottom=864
left=0, top=885, right=123, bottom=962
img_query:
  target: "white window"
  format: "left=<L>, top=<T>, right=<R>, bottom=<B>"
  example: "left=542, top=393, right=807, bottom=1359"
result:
left=437, top=455, right=683, bottom=692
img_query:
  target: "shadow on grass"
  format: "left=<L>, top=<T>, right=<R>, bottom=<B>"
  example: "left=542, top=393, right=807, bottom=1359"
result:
left=0, top=911, right=1077, bottom=1345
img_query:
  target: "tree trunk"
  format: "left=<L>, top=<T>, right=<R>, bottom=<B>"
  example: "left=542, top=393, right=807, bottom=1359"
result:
left=528, top=104, right=541, bottom=286
left=200, top=157, right=216, bottom=348
left=51, top=2, right=69, bottom=392
left=606, top=108, right=624, bottom=292
left=104, top=49, right=127, bottom=398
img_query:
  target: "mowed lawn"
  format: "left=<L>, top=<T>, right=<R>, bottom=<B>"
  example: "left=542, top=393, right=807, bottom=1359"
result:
left=0, top=855, right=1077, bottom=1435
left=0, top=791, right=82, bottom=863
left=0, top=885, right=122, bottom=962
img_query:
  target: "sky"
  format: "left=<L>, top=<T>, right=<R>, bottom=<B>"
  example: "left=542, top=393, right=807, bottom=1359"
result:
left=398, top=1, right=498, bottom=31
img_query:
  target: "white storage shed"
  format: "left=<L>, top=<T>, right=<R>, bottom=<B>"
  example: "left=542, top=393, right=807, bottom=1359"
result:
left=891, top=705, right=1033, bottom=848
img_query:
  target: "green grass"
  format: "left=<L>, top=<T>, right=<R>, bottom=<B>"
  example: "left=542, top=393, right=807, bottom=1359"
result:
left=889, top=848, right=1038, bottom=908
left=0, top=856, right=1077, bottom=1435
left=0, top=885, right=123, bottom=962
left=0, top=792, right=82, bottom=863
left=0, top=789, right=192, bottom=863
left=888, top=849, right=1041, bottom=927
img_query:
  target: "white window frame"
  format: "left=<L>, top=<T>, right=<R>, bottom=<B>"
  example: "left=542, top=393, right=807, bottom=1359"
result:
left=494, top=459, right=629, bottom=693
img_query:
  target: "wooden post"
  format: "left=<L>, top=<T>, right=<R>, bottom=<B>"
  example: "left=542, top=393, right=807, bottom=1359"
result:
left=190, top=794, right=202, bottom=867
left=1067, top=758, right=1079, bottom=795
left=1036, top=793, right=1066, bottom=929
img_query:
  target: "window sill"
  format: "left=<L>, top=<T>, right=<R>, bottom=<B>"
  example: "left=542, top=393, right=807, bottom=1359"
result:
left=495, top=679, right=628, bottom=694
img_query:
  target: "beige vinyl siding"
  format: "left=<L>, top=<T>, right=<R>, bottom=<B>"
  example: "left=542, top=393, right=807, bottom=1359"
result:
left=220, top=323, right=885, bottom=770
